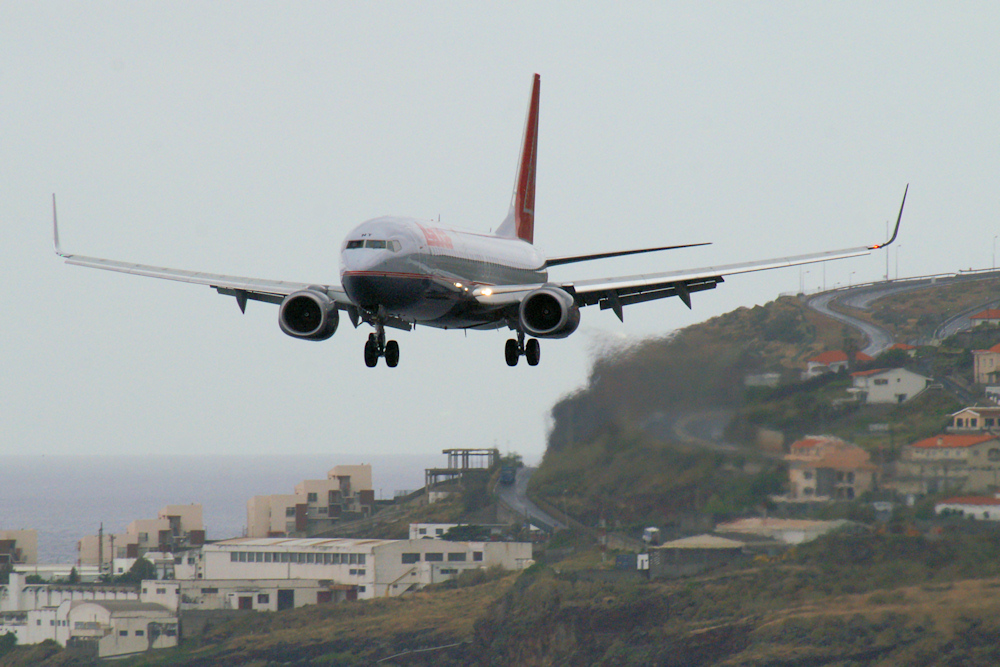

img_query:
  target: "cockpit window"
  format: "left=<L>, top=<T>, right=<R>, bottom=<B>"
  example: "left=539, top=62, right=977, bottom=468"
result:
left=365, top=240, right=387, bottom=249
left=346, top=240, right=364, bottom=249
left=389, top=240, right=401, bottom=252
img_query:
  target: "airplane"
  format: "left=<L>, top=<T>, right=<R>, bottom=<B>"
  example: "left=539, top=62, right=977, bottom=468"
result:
left=53, top=74, right=906, bottom=368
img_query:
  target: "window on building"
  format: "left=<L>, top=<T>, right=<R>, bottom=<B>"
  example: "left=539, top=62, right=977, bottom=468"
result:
left=308, top=492, right=318, bottom=502
left=988, top=418, right=996, bottom=427
left=119, top=630, right=128, bottom=636
left=135, top=630, right=145, bottom=637
left=257, top=552, right=266, bottom=563
left=238, top=552, right=247, bottom=562
left=201, top=587, right=219, bottom=594
left=356, top=569, right=365, bottom=576
left=874, top=378, right=889, bottom=385
left=285, top=507, right=296, bottom=517
left=401, top=553, right=420, bottom=564
left=435, top=528, right=444, bottom=535
left=357, top=554, right=366, bottom=565
left=139, top=532, right=148, bottom=541
left=165, top=627, right=177, bottom=637
left=803, top=471, right=813, bottom=480
left=156, top=588, right=166, bottom=594
left=358, top=586, right=366, bottom=593
left=331, top=553, right=340, bottom=564
left=307, top=553, right=316, bottom=564
left=473, top=552, right=483, bottom=562
left=258, top=594, right=270, bottom=604
left=425, top=553, right=444, bottom=562
left=847, top=472, right=855, bottom=483
left=318, top=506, right=328, bottom=514
left=447, top=553, right=466, bottom=562
left=349, top=553, right=358, bottom=565
left=418, top=528, right=427, bottom=535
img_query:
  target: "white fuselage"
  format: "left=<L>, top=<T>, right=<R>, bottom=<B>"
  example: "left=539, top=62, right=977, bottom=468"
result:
left=339, top=217, right=547, bottom=328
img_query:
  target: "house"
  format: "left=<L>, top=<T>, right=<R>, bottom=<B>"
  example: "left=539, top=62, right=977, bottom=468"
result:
left=970, top=309, right=1000, bottom=326
left=246, top=465, right=375, bottom=538
left=648, top=535, right=746, bottom=579
left=0, top=530, right=37, bottom=566
left=849, top=367, right=930, bottom=404
left=947, top=406, right=1000, bottom=433
left=973, top=343, right=1000, bottom=384
left=890, top=434, right=999, bottom=495
left=935, top=495, right=1000, bottom=521
left=784, top=436, right=879, bottom=501
left=803, top=350, right=873, bottom=379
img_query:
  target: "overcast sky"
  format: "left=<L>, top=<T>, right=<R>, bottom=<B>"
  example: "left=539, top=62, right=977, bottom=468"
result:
left=3, top=3, right=998, bottom=465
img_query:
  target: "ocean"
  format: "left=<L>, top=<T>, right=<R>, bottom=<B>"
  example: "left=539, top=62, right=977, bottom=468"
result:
left=0, top=454, right=435, bottom=563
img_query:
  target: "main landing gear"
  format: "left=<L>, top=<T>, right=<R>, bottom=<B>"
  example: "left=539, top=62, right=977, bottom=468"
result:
left=505, top=331, right=540, bottom=367
left=364, top=321, right=399, bottom=368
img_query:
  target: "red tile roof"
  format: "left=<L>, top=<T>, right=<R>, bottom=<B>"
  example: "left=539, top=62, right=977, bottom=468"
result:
left=909, top=434, right=996, bottom=449
left=970, top=309, right=1000, bottom=320
left=851, top=368, right=889, bottom=377
left=939, top=496, right=1000, bottom=506
left=808, top=350, right=873, bottom=365
left=973, top=343, right=1000, bottom=354
left=889, top=343, right=917, bottom=350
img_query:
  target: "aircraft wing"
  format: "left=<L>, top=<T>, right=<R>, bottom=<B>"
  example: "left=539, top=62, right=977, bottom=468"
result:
left=52, top=198, right=351, bottom=313
left=475, top=184, right=907, bottom=321
left=473, top=244, right=871, bottom=319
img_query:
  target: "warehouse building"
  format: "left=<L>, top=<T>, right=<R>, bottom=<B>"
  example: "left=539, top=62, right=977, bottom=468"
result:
left=185, top=537, right=532, bottom=600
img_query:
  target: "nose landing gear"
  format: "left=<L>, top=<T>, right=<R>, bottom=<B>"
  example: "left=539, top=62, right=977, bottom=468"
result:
left=364, top=320, right=399, bottom=368
left=505, top=331, right=540, bottom=367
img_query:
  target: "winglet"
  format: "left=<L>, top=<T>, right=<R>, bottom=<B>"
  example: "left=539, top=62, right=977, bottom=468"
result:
left=496, top=74, right=540, bottom=243
left=52, top=194, right=67, bottom=257
left=869, top=184, right=908, bottom=250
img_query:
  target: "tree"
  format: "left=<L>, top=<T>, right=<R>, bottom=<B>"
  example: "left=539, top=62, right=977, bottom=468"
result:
left=118, top=558, right=157, bottom=584
left=0, top=632, right=17, bottom=659
left=67, top=566, right=80, bottom=584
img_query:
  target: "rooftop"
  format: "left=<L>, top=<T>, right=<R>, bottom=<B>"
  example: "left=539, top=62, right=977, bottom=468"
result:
left=970, top=309, right=1000, bottom=320
left=938, top=496, right=1000, bottom=506
left=657, top=534, right=745, bottom=550
left=808, top=350, right=873, bottom=365
left=212, top=537, right=398, bottom=549
left=909, top=434, right=997, bottom=449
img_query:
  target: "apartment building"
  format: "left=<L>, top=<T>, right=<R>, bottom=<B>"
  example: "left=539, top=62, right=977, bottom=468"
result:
left=0, top=529, right=38, bottom=566
left=247, top=464, right=375, bottom=538
left=78, top=505, right=205, bottom=571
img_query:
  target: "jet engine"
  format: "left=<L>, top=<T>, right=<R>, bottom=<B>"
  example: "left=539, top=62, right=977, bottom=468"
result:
left=279, top=289, right=340, bottom=341
left=519, top=286, right=581, bottom=338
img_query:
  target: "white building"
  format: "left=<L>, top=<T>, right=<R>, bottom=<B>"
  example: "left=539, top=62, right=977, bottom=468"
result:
left=409, top=523, right=459, bottom=540
left=849, top=367, right=930, bottom=404
left=188, top=537, right=532, bottom=600
left=0, top=574, right=177, bottom=659
left=935, top=495, right=1000, bottom=521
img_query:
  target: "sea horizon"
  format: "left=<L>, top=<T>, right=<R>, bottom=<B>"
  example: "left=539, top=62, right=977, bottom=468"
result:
left=0, top=453, right=436, bottom=564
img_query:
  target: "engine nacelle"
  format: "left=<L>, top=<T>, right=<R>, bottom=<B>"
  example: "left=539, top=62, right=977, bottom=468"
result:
left=279, top=289, right=340, bottom=341
left=519, top=286, right=581, bottom=338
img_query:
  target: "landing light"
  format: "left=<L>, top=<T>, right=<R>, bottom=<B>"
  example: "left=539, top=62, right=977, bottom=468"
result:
left=454, top=282, right=463, bottom=288
left=481, top=288, right=493, bottom=296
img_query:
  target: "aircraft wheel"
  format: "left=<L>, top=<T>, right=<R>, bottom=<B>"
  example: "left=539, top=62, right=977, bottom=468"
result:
left=505, top=339, right=519, bottom=366
left=364, top=339, right=379, bottom=367
left=385, top=340, right=400, bottom=367
left=525, top=338, right=540, bottom=366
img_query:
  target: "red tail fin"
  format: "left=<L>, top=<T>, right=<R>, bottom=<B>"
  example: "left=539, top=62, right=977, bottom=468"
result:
left=497, top=74, right=539, bottom=243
